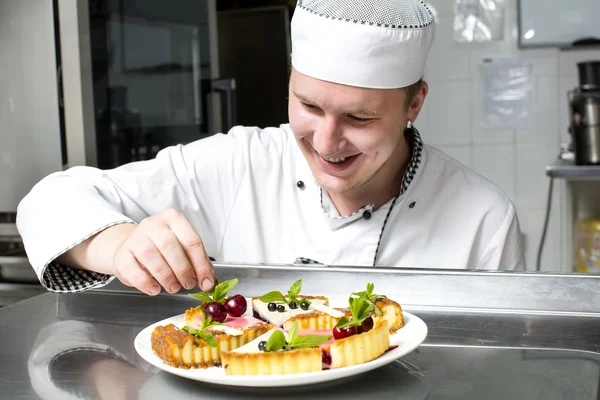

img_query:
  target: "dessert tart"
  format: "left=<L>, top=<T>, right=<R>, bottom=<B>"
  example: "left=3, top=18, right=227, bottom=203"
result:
left=252, top=279, right=344, bottom=329
left=150, top=319, right=273, bottom=369
left=222, top=288, right=393, bottom=375
left=334, top=283, right=405, bottom=334
left=150, top=279, right=403, bottom=374
left=373, top=298, right=404, bottom=333
left=220, top=327, right=325, bottom=375
left=320, top=319, right=389, bottom=369
left=151, top=279, right=274, bottom=369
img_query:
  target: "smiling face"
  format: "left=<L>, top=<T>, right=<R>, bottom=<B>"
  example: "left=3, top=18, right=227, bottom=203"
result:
left=288, top=68, right=426, bottom=200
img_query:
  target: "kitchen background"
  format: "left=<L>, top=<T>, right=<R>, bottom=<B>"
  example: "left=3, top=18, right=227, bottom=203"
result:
left=1, top=0, right=600, bottom=306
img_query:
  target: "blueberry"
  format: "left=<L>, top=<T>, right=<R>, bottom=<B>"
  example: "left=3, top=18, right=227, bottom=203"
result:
left=258, top=341, right=267, bottom=351
left=300, top=301, right=309, bottom=310
left=277, top=305, right=285, bottom=313
left=289, top=301, right=298, bottom=309
left=268, top=302, right=276, bottom=312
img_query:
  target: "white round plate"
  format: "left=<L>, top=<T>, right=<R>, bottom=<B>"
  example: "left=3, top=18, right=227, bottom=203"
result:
left=134, top=305, right=428, bottom=388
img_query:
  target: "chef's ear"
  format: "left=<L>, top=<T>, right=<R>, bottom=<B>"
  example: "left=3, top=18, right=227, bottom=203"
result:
left=407, top=81, right=428, bottom=124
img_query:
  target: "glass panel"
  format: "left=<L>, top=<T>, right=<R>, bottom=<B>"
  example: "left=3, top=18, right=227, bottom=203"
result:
left=88, top=0, right=217, bottom=169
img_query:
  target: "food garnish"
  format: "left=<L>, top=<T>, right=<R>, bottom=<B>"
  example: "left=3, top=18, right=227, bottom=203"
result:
left=351, top=282, right=385, bottom=316
left=333, top=291, right=376, bottom=339
left=261, top=321, right=331, bottom=352
left=189, top=278, right=239, bottom=304
left=259, top=279, right=312, bottom=307
left=181, top=308, right=221, bottom=348
left=188, top=278, right=247, bottom=319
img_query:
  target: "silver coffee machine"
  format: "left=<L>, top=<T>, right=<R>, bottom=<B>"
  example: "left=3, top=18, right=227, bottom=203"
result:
left=568, top=61, right=600, bottom=165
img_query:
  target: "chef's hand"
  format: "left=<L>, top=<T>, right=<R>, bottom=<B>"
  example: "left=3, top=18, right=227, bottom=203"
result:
left=57, top=208, right=216, bottom=296
left=111, top=208, right=216, bottom=296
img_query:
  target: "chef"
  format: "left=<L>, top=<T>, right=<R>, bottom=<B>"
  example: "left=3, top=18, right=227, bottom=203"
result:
left=16, top=0, right=525, bottom=297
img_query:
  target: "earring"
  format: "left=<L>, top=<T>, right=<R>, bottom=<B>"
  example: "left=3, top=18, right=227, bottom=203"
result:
left=406, top=120, right=412, bottom=129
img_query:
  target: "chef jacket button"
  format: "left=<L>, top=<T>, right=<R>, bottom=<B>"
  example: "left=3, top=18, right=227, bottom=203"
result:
left=296, top=180, right=305, bottom=189
left=409, top=202, right=416, bottom=209
left=363, top=210, right=372, bottom=220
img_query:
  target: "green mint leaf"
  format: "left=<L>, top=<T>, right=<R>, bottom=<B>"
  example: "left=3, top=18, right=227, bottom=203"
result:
left=211, top=278, right=238, bottom=303
left=181, top=326, right=218, bottom=348
left=288, top=321, right=299, bottom=343
left=289, top=334, right=332, bottom=349
left=197, top=331, right=218, bottom=348
left=188, top=292, right=213, bottom=303
left=259, top=291, right=287, bottom=303
left=182, top=326, right=198, bottom=335
left=200, top=309, right=222, bottom=330
left=366, top=283, right=374, bottom=298
left=266, top=330, right=287, bottom=352
left=335, top=316, right=351, bottom=328
left=288, top=279, right=302, bottom=297
left=346, top=293, right=374, bottom=325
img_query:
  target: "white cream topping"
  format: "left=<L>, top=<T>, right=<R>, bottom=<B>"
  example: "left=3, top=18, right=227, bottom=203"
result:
left=208, top=325, right=244, bottom=336
left=253, top=298, right=328, bottom=326
left=311, top=303, right=345, bottom=318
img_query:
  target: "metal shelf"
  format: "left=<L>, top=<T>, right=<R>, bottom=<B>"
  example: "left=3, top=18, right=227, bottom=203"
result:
left=546, top=158, right=600, bottom=180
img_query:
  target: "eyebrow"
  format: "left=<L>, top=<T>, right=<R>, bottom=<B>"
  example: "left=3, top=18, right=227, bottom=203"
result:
left=293, top=91, right=381, bottom=117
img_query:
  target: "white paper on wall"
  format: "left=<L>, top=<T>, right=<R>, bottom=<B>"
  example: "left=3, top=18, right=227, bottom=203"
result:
left=480, top=57, right=533, bottom=130
left=453, top=0, right=505, bottom=43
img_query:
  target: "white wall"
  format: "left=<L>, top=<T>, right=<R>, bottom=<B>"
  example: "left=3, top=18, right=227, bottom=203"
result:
left=420, top=0, right=600, bottom=271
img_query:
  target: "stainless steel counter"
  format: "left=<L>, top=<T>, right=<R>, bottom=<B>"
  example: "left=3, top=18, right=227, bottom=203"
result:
left=1, top=263, right=600, bottom=399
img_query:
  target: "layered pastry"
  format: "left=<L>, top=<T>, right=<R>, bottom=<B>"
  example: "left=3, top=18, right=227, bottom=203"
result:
left=252, top=279, right=345, bottom=329
left=150, top=279, right=404, bottom=374
left=320, top=319, right=390, bottom=369
left=221, top=328, right=323, bottom=375
left=151, top=309, right=274, bottom=369
left=220, top=318, right=390, bottom=375
left=333, top=283, right=405, bottom=334
left=151, top=278, right=274, bottom=369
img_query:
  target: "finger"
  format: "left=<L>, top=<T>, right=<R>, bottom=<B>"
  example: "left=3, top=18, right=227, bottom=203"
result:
left=114, top=249, right=161, bottom=296
left=166, top=216, right=215, bottom=292
left=131, top=236, right=181, bottom=294
left=147, top=227, right=198, bottom=290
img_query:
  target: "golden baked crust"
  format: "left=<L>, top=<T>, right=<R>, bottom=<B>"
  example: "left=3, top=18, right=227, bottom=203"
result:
left=325, top=320, right=390, bottom=369
left=150, top=323, right=274, bottom=369
left=282, top=311, right=339, bottom=331
left=374, top=298, right=404, bottom=332
left=221, top=347, right=322, bottom=375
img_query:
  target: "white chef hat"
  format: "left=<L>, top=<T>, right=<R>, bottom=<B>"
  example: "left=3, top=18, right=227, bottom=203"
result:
left=290, top=0, right=436, bottom=89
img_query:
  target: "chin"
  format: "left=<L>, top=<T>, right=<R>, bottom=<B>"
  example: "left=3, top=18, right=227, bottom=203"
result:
left=314, top=173, right=363, bottom=194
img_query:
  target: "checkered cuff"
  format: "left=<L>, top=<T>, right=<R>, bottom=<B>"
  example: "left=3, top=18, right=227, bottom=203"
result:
left=41, top=261, right=115, bottom=293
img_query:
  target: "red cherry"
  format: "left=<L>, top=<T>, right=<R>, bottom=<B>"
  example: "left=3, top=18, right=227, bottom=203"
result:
left=321, top=351, right=332, bottom=366
left=203, top=302, right=227, bottom=323
left=224, top=294, right=247, bottom=317
left=357, top=317, right=374, bottom=333
left=333, top=326, right=357, bottom=340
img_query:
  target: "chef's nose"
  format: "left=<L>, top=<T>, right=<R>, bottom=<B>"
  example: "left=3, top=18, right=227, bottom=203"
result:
left=313, top=117, right=346, bottom=155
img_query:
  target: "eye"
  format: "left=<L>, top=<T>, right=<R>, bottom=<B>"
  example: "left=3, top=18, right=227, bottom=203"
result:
left=348, top=115, right=372, bottom=123
left=301, top=102, right=317, bottom=110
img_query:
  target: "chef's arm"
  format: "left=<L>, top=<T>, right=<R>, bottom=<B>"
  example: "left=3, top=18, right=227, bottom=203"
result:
left=56, top=222, right=137, bottom=276
left=16, top=132, right=248, bottom=293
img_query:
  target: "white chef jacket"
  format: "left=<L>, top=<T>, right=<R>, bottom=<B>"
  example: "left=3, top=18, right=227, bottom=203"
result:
left=16, top=124, right=525, bottom=292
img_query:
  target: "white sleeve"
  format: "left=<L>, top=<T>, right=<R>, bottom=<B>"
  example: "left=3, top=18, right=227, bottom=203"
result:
left=476, top=205, right=526, bottom=271
left=16, top=127, right=260, bottom=292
